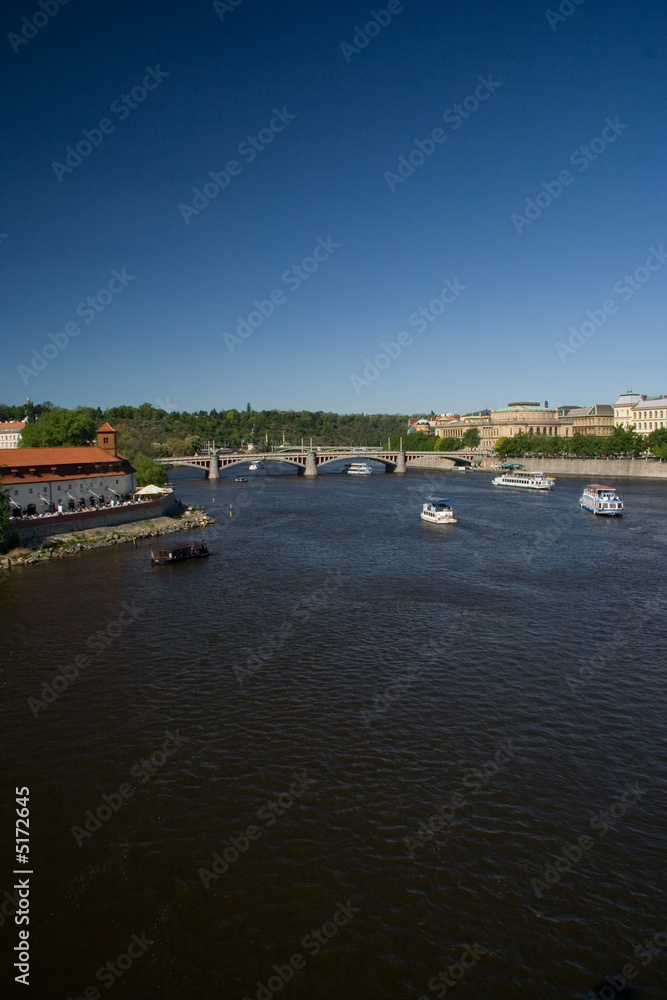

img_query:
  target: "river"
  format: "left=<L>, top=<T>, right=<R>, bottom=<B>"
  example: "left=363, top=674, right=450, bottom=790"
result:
left=2, top=467, right=666, bottom=999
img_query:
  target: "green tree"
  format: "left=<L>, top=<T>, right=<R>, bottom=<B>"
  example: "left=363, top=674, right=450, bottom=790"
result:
left=435, top=435, right=464, bottom=451
left=20, top=408, right=96, bottom=447
left=130, top=453, right=167, bottom=487
left=462, top=428, right=481, bottom=448
left=647, top=427, right=667, bottom=456
left=608, top=425, right=645, bottom=457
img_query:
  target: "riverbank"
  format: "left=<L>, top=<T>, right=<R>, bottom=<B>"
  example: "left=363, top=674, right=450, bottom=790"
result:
left=0, top=504, right=215, bottom=570
left=507, top=456, right=667, bottom=480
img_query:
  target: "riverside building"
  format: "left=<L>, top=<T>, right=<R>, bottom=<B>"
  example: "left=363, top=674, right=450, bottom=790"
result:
left=614, top=393, right=667, bottom=433
left=0, top=420, right=25, bottom=448
left=435, top=402, right=562, bottom=448
left=1, top=423, right=135, bottom=517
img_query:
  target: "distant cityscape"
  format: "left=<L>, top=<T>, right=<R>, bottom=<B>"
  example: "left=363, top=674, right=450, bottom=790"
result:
left=1, top=391, right=666, bottom=454
left=408, top=392, right=667, bottom=449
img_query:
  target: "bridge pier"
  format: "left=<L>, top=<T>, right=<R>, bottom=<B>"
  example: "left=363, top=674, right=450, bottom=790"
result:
left=395, top=451, right=406, bottom=474
left=304, top=451, right=318, bottom=477
left=208, top=453, right=220, bottom=480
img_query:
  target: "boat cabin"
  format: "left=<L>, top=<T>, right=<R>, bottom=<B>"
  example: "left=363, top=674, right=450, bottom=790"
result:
left=150, top=543, right=209, bottom=564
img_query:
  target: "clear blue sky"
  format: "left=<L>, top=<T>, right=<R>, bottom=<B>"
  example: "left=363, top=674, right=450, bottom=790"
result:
left=1, top=0, right=665, bottom=415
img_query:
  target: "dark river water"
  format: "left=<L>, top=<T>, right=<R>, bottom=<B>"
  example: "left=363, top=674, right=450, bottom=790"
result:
left=2, top=466, right=666, bottom=1000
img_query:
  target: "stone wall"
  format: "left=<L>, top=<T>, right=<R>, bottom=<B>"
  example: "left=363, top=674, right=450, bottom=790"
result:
left=513, top=457, right=667, bottom=480
left=7, top=493, right=178, bottom=542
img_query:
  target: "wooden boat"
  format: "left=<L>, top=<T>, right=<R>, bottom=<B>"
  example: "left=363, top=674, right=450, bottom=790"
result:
left=150, top=543, right=209, bottom=565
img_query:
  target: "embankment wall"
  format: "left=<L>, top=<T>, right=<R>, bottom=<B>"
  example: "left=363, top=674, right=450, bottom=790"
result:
left=6, top=494, right=178, bottom=542
left=513, top=457, right=667, bottom=480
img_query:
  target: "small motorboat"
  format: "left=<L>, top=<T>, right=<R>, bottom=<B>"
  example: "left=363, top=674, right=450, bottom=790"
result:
left=151, top=543, right=209, bottom=565
left=234, top=477, right=248, bottom=482
left=421, top=497, right=457, bottom=524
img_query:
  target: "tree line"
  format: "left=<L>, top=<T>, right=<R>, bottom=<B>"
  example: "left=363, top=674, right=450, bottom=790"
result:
left=494, top=426, right=667, bottom=459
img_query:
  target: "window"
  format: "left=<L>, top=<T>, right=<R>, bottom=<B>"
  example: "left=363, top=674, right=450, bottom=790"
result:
left=29, top=488, right=33, bottom=493
left=103, top=436, right=109, bottom=444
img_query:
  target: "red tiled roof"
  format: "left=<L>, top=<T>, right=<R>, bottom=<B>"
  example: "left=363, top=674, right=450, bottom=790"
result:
left=0, top=446, right=126, bottom=466
left=0, top=446, right=134, bottom=485
left=96, top=422, right=116, bottom=432
left=0, top=421, right=26, bottom=431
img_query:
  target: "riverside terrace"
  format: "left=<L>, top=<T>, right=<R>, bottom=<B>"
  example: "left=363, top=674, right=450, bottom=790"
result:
left=6, top=490, right=178, bottom=542
left=156, top=449, right=476, bottom=477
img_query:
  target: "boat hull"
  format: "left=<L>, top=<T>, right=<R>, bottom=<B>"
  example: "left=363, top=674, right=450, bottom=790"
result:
left=421, top=512, right=457, bottom=524
left=579, top=499, right=623, bottom=516
left=492, top=479, right=553, bottom=490
left=151, top=544, right=209, bottom=564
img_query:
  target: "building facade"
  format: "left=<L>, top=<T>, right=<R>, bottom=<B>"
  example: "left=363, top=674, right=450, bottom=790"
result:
left=560, top=404, right=615, bottom=437
left=0, top=421, right=25, bottom=448
left=613, top=393, right=642, bottom=429
left=631, top=397, right=667, bottom=433
left=435, top=403, right=562, bottom=448
left=0, top=424, right=135, bottom=517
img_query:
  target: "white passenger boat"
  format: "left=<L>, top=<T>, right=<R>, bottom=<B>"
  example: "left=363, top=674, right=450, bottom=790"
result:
left=421, top=497, right=457, bottom=524
left=579, top=484, right=624, bottom=516
left=346, top=462, right=373, bottom=475
left=492, top=471, right=554, bottom=490
left=248, top=460, right=265, bottom=471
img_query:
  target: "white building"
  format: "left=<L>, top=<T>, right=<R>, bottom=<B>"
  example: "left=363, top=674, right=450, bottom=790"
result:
left=613, top=393, right=667, bottom=433
left=1, top=424, right=135, bottom=516
left=0, top=421, right=25, bottom=448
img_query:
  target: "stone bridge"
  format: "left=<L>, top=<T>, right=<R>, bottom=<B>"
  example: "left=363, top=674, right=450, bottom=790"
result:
left=157, top=450, right=476, bottom=478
